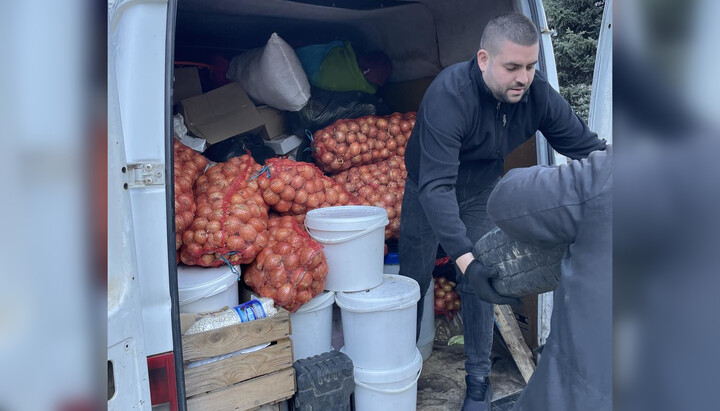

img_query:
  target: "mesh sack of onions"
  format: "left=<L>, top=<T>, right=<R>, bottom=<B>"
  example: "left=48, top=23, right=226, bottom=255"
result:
left=244, top=215, right=329, bottom=313
left=173, top=139, right=208, bottom=250
left=333, top=156, right=407, bottom=238
left=255, top=158, right=359, bottom=218
left=179, top=154, right=271, bottom=267
left=312, top=112, right=416, bottom=173
left=434, top=276, right=462, bottom=319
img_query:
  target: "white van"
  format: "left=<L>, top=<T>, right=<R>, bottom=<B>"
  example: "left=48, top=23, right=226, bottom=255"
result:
left=108, top=0, right=612, bottom=409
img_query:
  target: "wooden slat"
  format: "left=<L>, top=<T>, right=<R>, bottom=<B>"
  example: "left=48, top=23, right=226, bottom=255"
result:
left=494, top=304, right=536, bottom=384
left=184, top=338, right=293, bottom=397
left=183, top=309, right=290, bottom=361
left=187, top=367, right=296, bottom=411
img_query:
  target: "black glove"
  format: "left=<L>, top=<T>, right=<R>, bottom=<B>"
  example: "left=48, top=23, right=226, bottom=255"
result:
left=464, top=260, right=520, bottom=305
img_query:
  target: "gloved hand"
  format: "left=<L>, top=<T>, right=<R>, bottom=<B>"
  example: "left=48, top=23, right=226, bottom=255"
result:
left=464, top=260, right=520, bottom=305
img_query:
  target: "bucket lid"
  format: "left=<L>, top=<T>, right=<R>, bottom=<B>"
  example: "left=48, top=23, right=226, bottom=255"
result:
left=305, top=206, right=388, bottom=231
left=177, top=265, right=240, bottom=306
left=346, top=347, right=423, bottom=383
left=335, top=274, right=420, bottom=312
left=294, top=291, right=335, bottom=314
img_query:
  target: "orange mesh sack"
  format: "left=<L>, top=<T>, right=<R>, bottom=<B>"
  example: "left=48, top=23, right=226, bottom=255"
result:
left=312, top=112, right=416, bottom=173
left=255, top=158, right=359, bottom=218
left=244, top=215, right=329, bottom=313
left=180, top=154, right=270, bottom=267
left=173, top=139, right=208, bottom=250
left=333, top=156, right=407, bottom=238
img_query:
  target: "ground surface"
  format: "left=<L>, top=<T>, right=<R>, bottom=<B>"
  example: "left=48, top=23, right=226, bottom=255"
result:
left=416, top=315, right=525, bottom=410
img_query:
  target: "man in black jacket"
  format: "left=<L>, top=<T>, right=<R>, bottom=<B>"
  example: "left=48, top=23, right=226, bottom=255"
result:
left=399, top=12, right=606, bottom=410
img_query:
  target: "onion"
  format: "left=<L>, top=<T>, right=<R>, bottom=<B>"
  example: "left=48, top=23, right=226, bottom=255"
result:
left=276, top=283, right=296, bottom=305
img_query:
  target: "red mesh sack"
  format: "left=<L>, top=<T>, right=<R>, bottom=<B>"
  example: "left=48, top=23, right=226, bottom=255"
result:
left=333, top=156, right=407, bottom=238
left=179, top=154, right=270, bottom=267
left=434, top=276, right=462, bottom=320
left=173, top=140, right=208, bottom=250
left=312, top=112, right=416, bottom=173
left=244, top=215, right=329, bottom=313
left=255, top=158, right=359, bottom=218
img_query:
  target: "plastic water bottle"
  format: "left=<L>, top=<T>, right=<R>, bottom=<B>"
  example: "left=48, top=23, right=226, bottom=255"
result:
left=185, top=297, right=277, bottom=335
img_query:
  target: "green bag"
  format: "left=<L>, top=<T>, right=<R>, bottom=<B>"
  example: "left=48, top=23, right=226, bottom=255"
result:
left=314, top=42, right=378, bottom=94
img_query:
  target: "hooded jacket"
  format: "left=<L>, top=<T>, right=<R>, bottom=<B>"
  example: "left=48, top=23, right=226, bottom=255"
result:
left=488, top=148, right=612, bottom=410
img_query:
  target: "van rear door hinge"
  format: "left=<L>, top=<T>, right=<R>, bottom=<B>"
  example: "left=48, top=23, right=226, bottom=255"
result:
left=125, top=161, right=165, bottom=188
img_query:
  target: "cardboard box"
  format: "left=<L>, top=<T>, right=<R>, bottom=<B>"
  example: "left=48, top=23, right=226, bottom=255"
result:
left=173, top=67, right=203, bottom=105
left=264, top=134, right=303, bottom=155
left=257, top=106, right=287, bottom=140
left=180, top=82, right=265, bottom=145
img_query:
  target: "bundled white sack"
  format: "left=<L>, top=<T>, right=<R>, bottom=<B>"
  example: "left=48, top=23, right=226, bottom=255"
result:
left=226, top=33, right=311, bottom=112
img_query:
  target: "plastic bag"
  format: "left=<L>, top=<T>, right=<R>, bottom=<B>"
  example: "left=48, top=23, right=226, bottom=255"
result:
left=203, top=134, right=275, bottom=165
left=288, top=87, right=388, bottom=132
left=226, top=33, right=311, bottom=111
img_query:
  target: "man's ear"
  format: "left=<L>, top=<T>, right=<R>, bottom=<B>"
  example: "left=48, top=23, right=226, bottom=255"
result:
left=477, top=49, right=489, bottom=72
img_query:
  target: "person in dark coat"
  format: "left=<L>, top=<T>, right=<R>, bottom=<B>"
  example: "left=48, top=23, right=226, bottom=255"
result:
left=475, top=147, right=612, bottom=410
left=398, top=12, right=606, bottom=410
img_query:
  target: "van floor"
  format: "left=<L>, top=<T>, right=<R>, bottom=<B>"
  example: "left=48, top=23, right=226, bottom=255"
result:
left=417, top=315, right=526, bottom=410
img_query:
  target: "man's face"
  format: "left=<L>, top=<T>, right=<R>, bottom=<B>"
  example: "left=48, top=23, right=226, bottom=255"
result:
left=477, top=40, right=539, bottom=104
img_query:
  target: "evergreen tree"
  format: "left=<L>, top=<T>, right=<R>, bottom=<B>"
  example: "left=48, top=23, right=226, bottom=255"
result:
left=545, top=0, right=604, bottom=120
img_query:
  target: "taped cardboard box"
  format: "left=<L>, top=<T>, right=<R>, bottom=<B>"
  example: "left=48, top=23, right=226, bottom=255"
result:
left=180, top=82, right=265, bottom=145
left=173, top=67, right=203, bottom=105
left=264, top=134, right=302, bottom=155
left=257, top=106, right=288, bottom=140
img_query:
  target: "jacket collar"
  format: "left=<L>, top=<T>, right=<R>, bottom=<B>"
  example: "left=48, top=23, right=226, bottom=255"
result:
left=469, top=56, right=530, bottom=104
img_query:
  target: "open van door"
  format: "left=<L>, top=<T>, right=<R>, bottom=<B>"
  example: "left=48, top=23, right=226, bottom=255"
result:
left=520, top=0, right=612, bottom=347
left=108, top=0, right=184, bottom=408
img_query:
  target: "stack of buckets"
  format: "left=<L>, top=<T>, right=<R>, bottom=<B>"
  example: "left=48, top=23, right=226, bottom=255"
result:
left=300, top=206, right=423, bottom=411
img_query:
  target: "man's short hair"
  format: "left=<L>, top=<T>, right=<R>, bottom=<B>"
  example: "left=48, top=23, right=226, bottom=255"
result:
left=480, top=13, right=539, bottom=54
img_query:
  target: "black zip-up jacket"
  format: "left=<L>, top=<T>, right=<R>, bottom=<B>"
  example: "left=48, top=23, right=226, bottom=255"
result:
left=404, top=57, right=606, bottom=260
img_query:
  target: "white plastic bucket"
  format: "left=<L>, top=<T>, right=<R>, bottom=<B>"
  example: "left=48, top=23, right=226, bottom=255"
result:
left=177, top=265, right=240, bottom=313
left=305, top=206, right=388, bottom=292
left=335, top=274, right=420, bottom=369
left=353, top=348, right=423, bottom=411
left=290, top=291, right=335, bottom=361
left=417, top=283, right=435, bottom=361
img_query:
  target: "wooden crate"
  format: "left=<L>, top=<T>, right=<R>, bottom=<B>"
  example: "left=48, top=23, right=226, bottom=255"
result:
left=182, top=308, right=296, bottom=411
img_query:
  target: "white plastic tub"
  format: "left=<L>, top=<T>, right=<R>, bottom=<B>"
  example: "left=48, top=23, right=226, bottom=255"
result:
left=353, top=348, right=423, bottom=411
left=417, top=283, right=435, bottom=360
left=290, top=291, right=335, bottom=361
left=335, top=274, right=420, bottom=369
left=305, top=206, right=388, bottom=292
left=177, top=265, right=240, bottom=313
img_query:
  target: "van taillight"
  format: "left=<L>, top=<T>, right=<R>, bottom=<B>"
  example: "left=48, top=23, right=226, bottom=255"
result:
left=147, top=352, right=178, bottom=410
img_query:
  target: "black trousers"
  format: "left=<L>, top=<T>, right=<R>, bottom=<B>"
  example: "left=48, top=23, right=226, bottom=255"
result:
left=398, top=178, right=498, bottom=380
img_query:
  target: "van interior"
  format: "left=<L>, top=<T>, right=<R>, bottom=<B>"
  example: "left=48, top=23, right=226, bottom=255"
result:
left=173, top=0, right=543, bottom=350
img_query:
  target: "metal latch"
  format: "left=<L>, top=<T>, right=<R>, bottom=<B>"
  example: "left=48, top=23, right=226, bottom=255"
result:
left=125, top=162, right=164, bottom=187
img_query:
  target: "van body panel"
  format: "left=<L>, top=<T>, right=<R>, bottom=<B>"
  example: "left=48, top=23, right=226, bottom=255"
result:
left=110, top=0, right=174, bottom=358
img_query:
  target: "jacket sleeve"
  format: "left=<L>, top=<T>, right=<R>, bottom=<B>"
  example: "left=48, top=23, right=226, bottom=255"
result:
left=486, top=149, right=610, bottom=247
left=540, top=85, right=606, bottom=160
left=414, top=89, right=474, bottom=260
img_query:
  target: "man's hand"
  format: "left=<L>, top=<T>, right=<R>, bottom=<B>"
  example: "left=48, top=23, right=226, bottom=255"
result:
left=464, top=260, right=520, bottom=305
